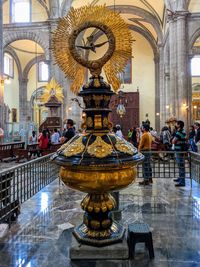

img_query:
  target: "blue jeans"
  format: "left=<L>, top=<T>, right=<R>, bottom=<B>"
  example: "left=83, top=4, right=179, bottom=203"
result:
left=142, top=152, right=152, bottom=180
left=189, top=139, right=197, bottom=152
left=175, top=153, right=185, bottom=184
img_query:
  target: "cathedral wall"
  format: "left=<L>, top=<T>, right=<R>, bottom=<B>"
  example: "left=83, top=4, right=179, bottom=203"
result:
left=125, top=31, right=155, bottom=128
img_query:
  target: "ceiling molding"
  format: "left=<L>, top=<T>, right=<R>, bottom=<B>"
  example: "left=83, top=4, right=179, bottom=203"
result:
left=128, top=25, right=158, bottom=57
left=108, top=5, right=163, bottom=43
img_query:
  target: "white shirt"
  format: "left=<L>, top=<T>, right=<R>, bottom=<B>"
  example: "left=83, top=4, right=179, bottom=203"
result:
left=51, top=132, right=60, bottom=144
left=116, top=130, right=123, bottom=138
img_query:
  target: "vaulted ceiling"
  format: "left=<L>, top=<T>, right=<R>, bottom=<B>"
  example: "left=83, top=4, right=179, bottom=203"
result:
left=72, top=0, right=166, bottom=45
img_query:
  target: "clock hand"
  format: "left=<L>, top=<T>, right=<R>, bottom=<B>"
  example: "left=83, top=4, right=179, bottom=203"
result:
left=76, top=41, right=108, bottom=53
left=93, top=41, right=108, bottom=48
left=76, top=45, right=93, bottom=50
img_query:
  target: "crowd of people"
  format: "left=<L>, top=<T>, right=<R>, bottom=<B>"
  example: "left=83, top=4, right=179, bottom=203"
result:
left=125, top=121, right=200, bottom=187
left=1, top=116, right=200, bottom=188
left=28, top=119, right=75, bottom=154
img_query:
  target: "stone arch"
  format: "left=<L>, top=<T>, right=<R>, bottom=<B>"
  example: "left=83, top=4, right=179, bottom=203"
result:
left=3, top=32, right=49, bottom=60
left=30, top=86, right=46, bottom=121
left=4, top=46, right=23, bottom=80
left=108, top=5, right=163, bottom=44
left=129, top=25, right=159, bottom=59
left=30, top=86, right=45, bottom=106
left=23, top=55, right=46, bottom=80
left=189, top=27, right=200, bottom=55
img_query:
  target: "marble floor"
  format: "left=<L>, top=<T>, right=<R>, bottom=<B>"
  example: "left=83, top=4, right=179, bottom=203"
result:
left=0, top=178, right=200, bottom=267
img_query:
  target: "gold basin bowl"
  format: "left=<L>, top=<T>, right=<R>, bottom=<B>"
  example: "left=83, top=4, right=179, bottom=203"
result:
left=59, top=164, right=137, bottom=193
left=52, top=133, right=144, bottom=193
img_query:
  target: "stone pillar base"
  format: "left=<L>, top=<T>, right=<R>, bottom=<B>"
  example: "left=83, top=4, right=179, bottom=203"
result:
left=70, top=235, right=129, bottom=260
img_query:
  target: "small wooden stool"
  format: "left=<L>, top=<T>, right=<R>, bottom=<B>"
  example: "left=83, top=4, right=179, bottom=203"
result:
left=127, top=222, right=154, bottom=259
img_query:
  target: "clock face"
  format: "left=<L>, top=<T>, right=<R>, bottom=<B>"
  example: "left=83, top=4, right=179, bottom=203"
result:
left=69, top=21, right=115, bottom=74
left=75, top=27, right=109, bottom=61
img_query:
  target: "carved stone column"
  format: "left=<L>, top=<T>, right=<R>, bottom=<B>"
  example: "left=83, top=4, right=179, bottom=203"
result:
left=158, top=45, right=165, bottom=128
left=169, top=17, right=177, bottom=117
left=19, top=78, right=28, bottom=122
left=188, top=54, right=193, bottom=126
left=176, top=11, right=189, bottom=126
left=154, top=54, right=160, bottom=130
left=164, top=43, right=170, bottom=124
left=49, top=0, right=60, bottom=19
left=61, top=0, right=73, bottom=17
left=0, top=0, right=4, bottom=127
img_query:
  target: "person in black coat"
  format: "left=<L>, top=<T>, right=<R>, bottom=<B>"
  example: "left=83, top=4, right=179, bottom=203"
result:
left=194, top=122, right=200, bottom=144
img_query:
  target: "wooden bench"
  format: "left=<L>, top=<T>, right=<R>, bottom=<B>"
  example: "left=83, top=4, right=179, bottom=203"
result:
left=0, top=144, right=12, bottom=161
left=127, top=222, right=154, bottom=259
left=0, top=142, right=25, bottom=161
left=15, top=149, right=29, bottom=162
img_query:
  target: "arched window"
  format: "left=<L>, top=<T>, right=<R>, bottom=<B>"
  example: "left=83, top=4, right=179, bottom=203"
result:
left=12, top=0, right=31, bottom=23
left=4, top=53, right=14, bottom=77
left=191, top=57, right=200, bottom=76
left=38, top=61, right=49, bottom=82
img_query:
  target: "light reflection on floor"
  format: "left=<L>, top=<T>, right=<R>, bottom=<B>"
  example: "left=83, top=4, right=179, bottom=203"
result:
left=1, top=178, right=200, bottom=267
left=40, top=193, right=49, bottom=212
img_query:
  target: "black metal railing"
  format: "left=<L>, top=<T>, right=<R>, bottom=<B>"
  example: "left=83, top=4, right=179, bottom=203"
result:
left=190, top=151, right=200, bottom=184
left=137, top=151, right=191, bottom=181
left=1, top=150, right=200, bottom=226
left=0, top=153, right=59, bottom=224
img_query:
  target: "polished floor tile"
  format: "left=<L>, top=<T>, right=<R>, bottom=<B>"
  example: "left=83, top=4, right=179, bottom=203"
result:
left=1, top=178, right=200, bottom=266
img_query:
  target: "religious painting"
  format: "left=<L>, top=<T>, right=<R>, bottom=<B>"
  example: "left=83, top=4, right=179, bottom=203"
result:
left=12, top=108, right=17, bottom=122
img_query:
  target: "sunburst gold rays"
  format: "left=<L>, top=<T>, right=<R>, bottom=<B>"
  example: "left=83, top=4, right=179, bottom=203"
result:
left=40, top=78, right=64, bottom=103
left=52, top=5, right=133, bottom=94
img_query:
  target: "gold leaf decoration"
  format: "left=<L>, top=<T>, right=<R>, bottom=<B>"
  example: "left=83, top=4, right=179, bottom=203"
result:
left=52, top=5, right=133, bottom=94
left=115, top=136, right=136, bottom=155
left=63, top=136, right=85, bottom=157
left=87, top=136, right=113, bottom=158
left=40, top=78, right=64, bottom=103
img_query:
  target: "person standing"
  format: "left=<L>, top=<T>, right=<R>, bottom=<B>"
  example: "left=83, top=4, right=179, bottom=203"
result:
left=63, top=119, right=75, bottom=143
left=194, top=122, right=200, bottom=150
left=38, top=130, right=49, bottom=150
left=0, top=125, right=4, bottom=144
left=128, top=128, right=133, bottom=142
left=115, top=125, right=123, bottom=138
left=138, top=123, right=152, bottom=185
left=29, top=131, right=37, bottom=144
left=131, top=127, right=137, bottom=147
left=172, top=120, right=187, bottom=187
left=189, top=125, right=197, bottom=152
left=161, top=126, right=171, bottom=151
left=51, top=128, right=60, bottom=144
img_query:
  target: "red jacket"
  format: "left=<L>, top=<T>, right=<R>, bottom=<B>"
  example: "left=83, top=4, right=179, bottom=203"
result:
left=39, top=135, right=49, bottom=149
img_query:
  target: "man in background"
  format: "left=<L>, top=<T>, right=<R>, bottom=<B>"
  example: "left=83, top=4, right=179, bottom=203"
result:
left=63, top=119, right=75, bottom=143
left=0, top=124, right=4, bottom=144
left=172, top=120, right=187, bottom=187
left=138, top=123, right=152, bottom=185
